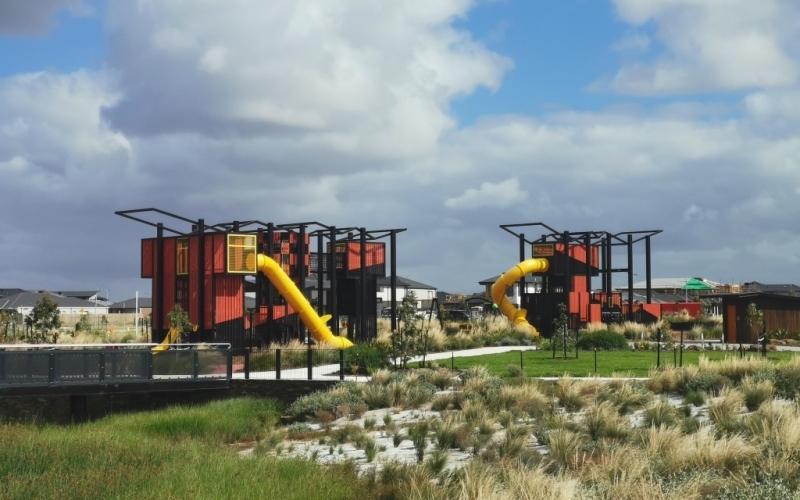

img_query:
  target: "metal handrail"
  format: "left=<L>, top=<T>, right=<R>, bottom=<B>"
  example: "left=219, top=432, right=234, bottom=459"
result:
left=0, top=343, right=231, bottom=350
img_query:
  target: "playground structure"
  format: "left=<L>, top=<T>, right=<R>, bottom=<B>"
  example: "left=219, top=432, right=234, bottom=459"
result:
left=496, top=222, right=701, bottom=337
left=117, top=208, right=405, bottom=352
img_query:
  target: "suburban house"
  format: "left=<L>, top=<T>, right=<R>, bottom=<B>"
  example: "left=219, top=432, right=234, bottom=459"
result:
left=0, top=291, right=106, bottom=317
left=376, top=276, right=437, bottom=311
left=109, top=297, right=152, bottom=316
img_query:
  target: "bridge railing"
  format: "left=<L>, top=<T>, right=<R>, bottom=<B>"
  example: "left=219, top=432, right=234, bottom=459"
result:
left=0, top=343, right=232, bottom=393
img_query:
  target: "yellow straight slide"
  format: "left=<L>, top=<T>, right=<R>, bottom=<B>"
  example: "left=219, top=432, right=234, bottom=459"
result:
left=255, top=254, right=354, bottom=348
left=491, top=258, right=549, bottom=336
left=152, top=327, right=180, bottom=352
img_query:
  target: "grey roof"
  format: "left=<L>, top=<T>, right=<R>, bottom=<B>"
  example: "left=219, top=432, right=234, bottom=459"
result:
left=0, top=291, right=96, bottom=309
left=376, top=276, right=436, bottom=290
left=53, top=290, right=109, bottom=301
left=110, top=298, right=152, bottom=309
left=0, top=288, right=27, bottom=299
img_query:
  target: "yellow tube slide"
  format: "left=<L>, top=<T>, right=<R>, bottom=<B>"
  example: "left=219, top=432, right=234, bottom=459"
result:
left=491, top=258, right=549, bottom=336
left=152, top=327, right=179, bottom=352
left=255, top=254, right=354, bottom=348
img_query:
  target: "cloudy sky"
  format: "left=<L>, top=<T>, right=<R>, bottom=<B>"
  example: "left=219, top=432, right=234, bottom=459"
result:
left=2, top=0, right=800, bottom=302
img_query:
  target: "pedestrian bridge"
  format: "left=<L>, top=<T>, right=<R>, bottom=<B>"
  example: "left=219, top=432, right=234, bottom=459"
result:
left=0, top=343, right=232, bottom=397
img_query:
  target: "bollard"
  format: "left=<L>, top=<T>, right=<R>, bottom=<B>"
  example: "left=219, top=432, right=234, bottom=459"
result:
left=594, top=348, right=597, bottom=374
left=451, top=351, right=454, bottom=370
left=519, top=350, right=523, bottom=371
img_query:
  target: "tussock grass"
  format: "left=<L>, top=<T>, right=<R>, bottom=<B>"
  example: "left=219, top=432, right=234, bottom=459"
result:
left=739, top=375, right=774, bottom=411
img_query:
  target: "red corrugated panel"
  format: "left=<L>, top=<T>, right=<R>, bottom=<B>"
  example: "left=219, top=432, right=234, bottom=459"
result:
left=213, top=234, right=225, bottom=273
left=141, top=239, right=154, bottom=278
left=366, top=243, right=385, bottom=265
left=643, top=303, right=661, bottom=319
left=188, top=236, right=200, bottom=325
left=348, top=243, right=360, bottom=270
left=569, top=292, right=590, bottom=321
left=572, top=276, right=587, bottom=292
left=162, top=239, right=176, bottom=326
left=214, top=275, right=243, bottom=323
left=589, top=304, right=601, bottom=324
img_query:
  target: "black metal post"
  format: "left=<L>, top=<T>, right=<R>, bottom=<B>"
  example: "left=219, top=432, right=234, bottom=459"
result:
left=359, top=228, right=367, bottom=342
left=299, top=224, right=307, bottom=344
left=645, top=235, right=652, bottom=304
left=390, top=230, right=398, bottom=334
left=339, top=350, right=345, bottom=381
left=197, top=218, right=206, bottom=337
left=594, top=348, right=598, bottom=374
left=330, top=226, right=338, bottom=333
left=680, top=329, right=684, bottom=366
left=276, top=348, right=281, bottom=380
left=154, top=223, right=164, bottom=342
left=657, top=327, right=661, bottom=368
left=244, top=350, right=250, bottom=380
left=627, top=234, right=634, bottom=321
left=519, top=350, right=523, bottom=371
left=266, top=223, right=275, bottom=343
left=307, top=344, right=313, bottom=380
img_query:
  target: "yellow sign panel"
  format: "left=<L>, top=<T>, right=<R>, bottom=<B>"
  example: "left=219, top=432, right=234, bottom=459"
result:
left=176, top=238, right=189, bottom=275
left=227, top=234, right=258, bottom=274
left=532, top=244, right=555, bottom=257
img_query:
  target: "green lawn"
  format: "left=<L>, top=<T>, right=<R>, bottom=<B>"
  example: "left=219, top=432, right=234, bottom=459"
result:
left=445, top=348, right=799, bottom=377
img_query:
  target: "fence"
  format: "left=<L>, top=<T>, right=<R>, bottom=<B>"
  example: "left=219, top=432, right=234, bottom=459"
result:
left=237, top=348, right=354, bottom=381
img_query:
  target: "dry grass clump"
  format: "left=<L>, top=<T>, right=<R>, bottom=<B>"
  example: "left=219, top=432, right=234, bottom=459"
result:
left=739, top=376, right=774, bottom=411
left=583, top=401, right=630, bottom=442
left=486, top=383, right=552, bottom=418
left=597, top=380, right=652, bottom=414
left=707, top=387, right=745, bottom=434
left=671, top=425, right=758, bottom=474
left=642, top=398, right=681, bottom=428
left=582, top=322, right=609, bottom=332
left=554, top=377, right=588, bottom=412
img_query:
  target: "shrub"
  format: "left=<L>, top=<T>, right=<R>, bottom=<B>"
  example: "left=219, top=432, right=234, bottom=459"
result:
left=506, top=364, right=524, bottom=378
left=344, top=343, right=390, bottom=375
left=289, top=383, right=365, bottom=419
left=680, top=372, right=732, bottom=396
left=576, top=330, right=629, bottom=351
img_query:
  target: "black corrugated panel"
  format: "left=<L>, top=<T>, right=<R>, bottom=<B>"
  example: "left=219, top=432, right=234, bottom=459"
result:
left=213, top=318, right=246, bottom=353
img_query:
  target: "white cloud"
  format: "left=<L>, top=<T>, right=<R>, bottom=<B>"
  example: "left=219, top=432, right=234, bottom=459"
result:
left=445, top=178, right=528, bottom=209
left=102, top=1, right=512, bottom=161
left=603, top=0, right=800, bottom=94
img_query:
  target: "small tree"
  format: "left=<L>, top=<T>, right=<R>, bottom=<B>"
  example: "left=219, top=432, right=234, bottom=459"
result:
left=167, top=304, right=194, bottom=342
left=26, top=294, right=62, bottom=343
left=393, top=292, right=424, bottom=369
left=552, top=302, right=572, bottom=359
left=746, top=303, right=767, bottom=357
left=75, top=313, right=92, bottom=333
left=0, top=310, right=12, bottom=339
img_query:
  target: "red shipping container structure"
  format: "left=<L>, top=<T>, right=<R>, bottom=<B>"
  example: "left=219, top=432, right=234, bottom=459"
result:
left=118, top=209, right=398, bottom=350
